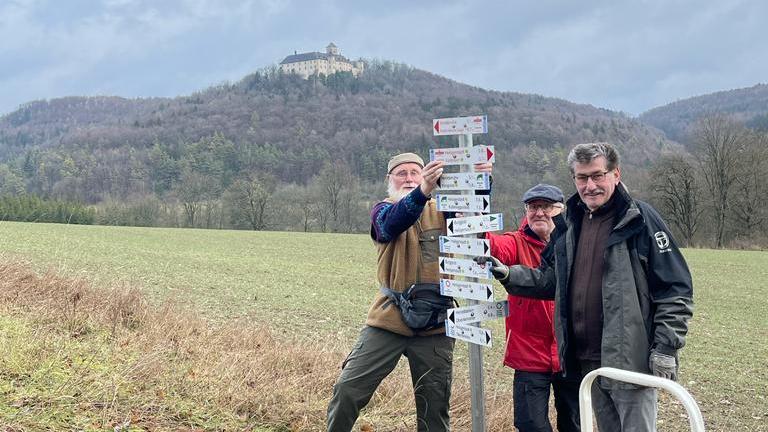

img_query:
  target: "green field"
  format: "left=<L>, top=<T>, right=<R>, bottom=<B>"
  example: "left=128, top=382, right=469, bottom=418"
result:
left=0, top=221, right=766, bottom=431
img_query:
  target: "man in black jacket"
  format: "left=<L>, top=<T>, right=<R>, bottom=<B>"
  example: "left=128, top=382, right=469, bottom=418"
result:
left=482, top=142, right=694, bottom=432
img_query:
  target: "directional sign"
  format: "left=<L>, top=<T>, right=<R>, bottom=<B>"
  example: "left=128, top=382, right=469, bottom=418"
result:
left=446, top=213, right=503, bottom=236
left=437, top=172, right=491, bottom=191
left=433, top=115, right=488, bottom=136
left=430, top=145, right=495, bottom=165
left=436, top=194, right=490, bottom=213
left=440, top=279, right=495, bottom=302
left=445, top=321, right=492, bottom=347
left=439, top=257, right=493, bottom=280
left=439, top=236, right=490, bottom=257
left=447, top=301, right=509, bottom=326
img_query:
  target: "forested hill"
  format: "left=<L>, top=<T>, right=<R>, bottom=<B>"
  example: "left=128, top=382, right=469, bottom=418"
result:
left=1, top=61, right=675, bottom=181
left=640, top=83, right=768, bottom=143
left=0, top=61, right=678, bottom=231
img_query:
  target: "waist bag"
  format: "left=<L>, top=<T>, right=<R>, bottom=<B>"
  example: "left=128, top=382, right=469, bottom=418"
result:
left=380, top=283, right=455, bottom=331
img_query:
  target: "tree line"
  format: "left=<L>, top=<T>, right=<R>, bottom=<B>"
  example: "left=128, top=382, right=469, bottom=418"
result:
left=648, top=114, right=768, bottom=248
left=1, top=114, right=766, bottom=249
left=0, top=63, right=765, bottom=248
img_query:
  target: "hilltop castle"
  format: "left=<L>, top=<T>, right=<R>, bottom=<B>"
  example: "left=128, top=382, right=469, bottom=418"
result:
left=279, top=43, right=364, bottom=79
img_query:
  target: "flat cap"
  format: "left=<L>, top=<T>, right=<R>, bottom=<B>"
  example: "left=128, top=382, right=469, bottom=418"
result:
left=522, top=183, right=564, bottom=203
left=387, top=152, right=425, bottom=174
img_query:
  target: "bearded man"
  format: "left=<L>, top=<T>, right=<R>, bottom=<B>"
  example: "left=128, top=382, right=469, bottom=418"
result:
left=327, top=152, right=491, bottom=432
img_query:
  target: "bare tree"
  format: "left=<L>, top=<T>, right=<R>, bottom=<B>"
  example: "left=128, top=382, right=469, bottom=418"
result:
left=228, top=173, right=276, bottom=230
left=174, top=168, right=219, bottom=227
left=730, top=130, right=768, bottom=240
left=649, top=153, right=702, bottom=246
left=693, top=115, right=747, bottom=247
left=316, top=161, right=354, bottom=231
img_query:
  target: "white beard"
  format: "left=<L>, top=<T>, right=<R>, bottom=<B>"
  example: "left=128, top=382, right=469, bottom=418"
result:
left=387, top=181, right=410, bottom=202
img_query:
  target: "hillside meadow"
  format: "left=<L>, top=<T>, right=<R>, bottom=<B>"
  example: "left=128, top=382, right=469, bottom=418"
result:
left=0, top=221, right=766, bottom=431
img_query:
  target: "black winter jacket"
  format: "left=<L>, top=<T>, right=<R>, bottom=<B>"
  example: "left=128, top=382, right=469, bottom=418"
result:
left=501, top=183, right=694, bottom=388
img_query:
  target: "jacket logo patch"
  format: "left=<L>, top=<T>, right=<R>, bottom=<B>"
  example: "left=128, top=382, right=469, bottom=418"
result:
left=654, top=231, right=672, bottom=253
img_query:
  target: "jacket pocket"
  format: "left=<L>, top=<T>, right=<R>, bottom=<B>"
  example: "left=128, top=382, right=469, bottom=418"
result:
left=419, top=228, right=441, bottom=263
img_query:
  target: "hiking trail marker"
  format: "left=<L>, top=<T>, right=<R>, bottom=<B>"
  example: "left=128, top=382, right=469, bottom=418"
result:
left=447, top=301, right=510, bottom=325
left=433, top=114, right=488, bottom=136
left=432, top=114, right=506, bottom=432
left=439, top=236, right=490, bottom=257
left=439, top=256, right=493, bottom=279
left=436, top=172, right=491, bottom=191
left=445, top=321, right=492, bottom=347
left=436, top=194, right=491, bottom=213
left=430, top=145, right=495, bottom=165
left=446, top=213, right=503, bottom=236
left=440, top=279, right=495, bottom=302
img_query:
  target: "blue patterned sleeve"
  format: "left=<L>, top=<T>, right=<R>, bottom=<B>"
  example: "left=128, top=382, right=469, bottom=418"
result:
left=370, top=186, right=430, bottom=243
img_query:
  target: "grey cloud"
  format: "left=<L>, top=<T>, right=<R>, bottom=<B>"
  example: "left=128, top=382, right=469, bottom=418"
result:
left=1, top=0, right=766, bottom=116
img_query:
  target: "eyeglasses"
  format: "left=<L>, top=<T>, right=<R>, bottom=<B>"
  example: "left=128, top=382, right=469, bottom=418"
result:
left=525, top=203, right=562, bottom=214
left=391, top=169, right=421, bottom=179
left=573, top=170, right=611, bottom=185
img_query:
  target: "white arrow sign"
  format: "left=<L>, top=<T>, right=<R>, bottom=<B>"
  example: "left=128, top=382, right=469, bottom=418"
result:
left=446, top=213, right=503, bottom=236
left=447, top=301, right=509, bottom=325
left=445, top=321, right=492, bottom=347
left=437, top=172, right=491, bottom=191
left=430, top=145, right=495, bottom=165
left=439, top=236, right=490, bottom=257
left=433, top=115, right=488, bottom=136
left=436, top=194, right=490, bottom=213
left=439, top=257, right=493, bottom=280
left=440, top=279, right=495, bottom=302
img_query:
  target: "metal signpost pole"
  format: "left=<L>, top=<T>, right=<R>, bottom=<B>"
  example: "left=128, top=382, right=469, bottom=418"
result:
left=458, top=132, right=486, bottom=432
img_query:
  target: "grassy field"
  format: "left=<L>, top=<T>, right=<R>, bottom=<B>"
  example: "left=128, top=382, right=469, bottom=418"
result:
left=0, top=221, right=766, bottom=431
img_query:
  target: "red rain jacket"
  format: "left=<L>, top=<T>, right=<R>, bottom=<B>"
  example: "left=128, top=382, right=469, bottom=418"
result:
left=487, top=218, right=560, bottom=373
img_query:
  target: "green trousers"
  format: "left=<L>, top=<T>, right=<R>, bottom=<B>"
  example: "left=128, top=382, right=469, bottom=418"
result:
left=326, top=326, right=455, bottom=432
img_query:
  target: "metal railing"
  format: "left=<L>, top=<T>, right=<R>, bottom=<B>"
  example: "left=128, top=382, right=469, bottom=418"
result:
left=578, top=367, right=705, bottom=432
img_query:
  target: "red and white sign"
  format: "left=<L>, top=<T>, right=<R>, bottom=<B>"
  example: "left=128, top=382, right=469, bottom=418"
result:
left=433, top=115, right=488, bottom=136
left=430, top=146, right=495, bottom=165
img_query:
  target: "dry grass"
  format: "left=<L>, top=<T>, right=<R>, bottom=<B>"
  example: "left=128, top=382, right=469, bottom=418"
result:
left=0, top=259, right=519, bottom=431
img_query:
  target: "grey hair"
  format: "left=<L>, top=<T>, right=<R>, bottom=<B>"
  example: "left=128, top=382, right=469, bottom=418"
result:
left=566, top=142, right=620, bottom=173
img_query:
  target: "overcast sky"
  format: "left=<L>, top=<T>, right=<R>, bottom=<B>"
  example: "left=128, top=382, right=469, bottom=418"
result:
left=1, top=0, right=765, bottom=117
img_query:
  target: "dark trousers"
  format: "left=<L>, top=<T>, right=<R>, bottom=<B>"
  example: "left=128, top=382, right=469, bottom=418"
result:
left=326, top=326, right=455, bottom=432
left=513, top=370, right=581, bottom=432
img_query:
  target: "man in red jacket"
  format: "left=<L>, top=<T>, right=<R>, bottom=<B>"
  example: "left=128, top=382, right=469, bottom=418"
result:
left=487, top=184, right=580, bottom=432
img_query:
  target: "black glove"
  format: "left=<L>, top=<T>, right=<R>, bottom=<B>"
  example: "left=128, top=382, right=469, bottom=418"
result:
left=473, top=256, right=509, bottom=283
left=649, top=350, right=678, bottom=381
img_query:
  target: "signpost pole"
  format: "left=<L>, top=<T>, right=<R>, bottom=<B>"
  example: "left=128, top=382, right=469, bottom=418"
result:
left=459, top=132, right=486, bottom=432
left=433, top=115, right=497, bottom=431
